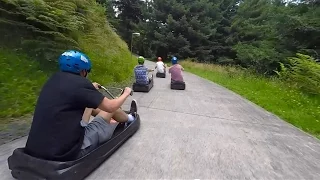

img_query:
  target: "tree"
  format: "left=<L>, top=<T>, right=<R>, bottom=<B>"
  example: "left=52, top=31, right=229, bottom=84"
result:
left=229, top=0, right=283, bottom=74
left=209, top=0, right=240, bottom=64
left=113, top=0, right=144, bottom=44
left=110, top=0, right=320, bottom=76
left=145, top=0, right=221, bottom=61
left=96, top=0, right=119, bottom=30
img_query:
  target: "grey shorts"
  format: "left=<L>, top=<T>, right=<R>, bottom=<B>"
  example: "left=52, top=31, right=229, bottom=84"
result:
left=77, top=116, right=118, bottom=158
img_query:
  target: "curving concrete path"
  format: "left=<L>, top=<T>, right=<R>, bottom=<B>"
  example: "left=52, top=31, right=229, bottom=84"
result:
left=1, top=60, right=320, bottom=179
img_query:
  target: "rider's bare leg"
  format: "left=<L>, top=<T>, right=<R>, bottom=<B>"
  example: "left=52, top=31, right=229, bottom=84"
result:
left=83, top=104, right=133, bottom=124
left=91, top=108, right=101, bottom=116
left=96, top=109, right=129, bottom=123
left=82, top=108, right=115, bottom=124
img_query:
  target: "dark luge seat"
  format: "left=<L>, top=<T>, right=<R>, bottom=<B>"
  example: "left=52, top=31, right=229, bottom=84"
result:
left=133, top=76, right=154, bottom=92
left=170, top=80, right=186, bottom=90
left=7, top=115, right=140, bottom=180
left=156, top=72, right=166, bottom=78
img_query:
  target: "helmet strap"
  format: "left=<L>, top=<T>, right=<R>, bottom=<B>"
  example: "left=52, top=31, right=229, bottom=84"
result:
left=79, top=70, right=89, bottom=78
left=84, top=70, right=89, bottom=78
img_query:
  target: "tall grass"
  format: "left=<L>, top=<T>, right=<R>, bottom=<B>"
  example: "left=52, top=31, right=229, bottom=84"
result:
left=0, top=48, right=54, bottom=119
left=181, top=60, right=320, bottom=139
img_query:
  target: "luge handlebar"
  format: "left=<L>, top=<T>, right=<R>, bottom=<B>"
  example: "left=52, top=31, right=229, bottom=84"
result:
left=98, top=85, right=133, bottom=99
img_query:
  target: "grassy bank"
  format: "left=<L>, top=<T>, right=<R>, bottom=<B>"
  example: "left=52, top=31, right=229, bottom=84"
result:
left=0, top=48, right=54, bottom=119
left=181, top=60, right=320, bottom=139
left=0, top=42, right=134, bottom=120
left=0, top=1, right=135, bottom=121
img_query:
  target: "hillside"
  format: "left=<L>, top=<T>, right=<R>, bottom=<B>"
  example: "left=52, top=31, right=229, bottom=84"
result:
left=0, top=0, right=135, bottom=120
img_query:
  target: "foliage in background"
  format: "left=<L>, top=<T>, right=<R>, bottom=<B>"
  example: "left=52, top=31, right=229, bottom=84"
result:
left=107, top=0, right=319, bottom=75
left=96, top=0, right=119, bottom=30
left=0, top=0, right=135, bottom=118
left=112, top=0, right=144, bottom=45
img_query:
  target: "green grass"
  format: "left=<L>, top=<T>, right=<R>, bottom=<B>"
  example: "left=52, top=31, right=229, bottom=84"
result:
left=0, top=35, right=135, bottom=120
left=0, top=48, right=54, bottom=120
left=181, top=60, right=320, bottom=139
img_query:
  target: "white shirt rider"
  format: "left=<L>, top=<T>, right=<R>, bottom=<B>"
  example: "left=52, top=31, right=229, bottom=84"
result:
left=155, top=57, right=166, bottom=73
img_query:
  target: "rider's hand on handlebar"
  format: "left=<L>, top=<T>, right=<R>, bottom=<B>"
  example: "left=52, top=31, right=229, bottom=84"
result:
left=92, top=82, right=101, bottom=90
left=123, top=87, right=132, bottom=97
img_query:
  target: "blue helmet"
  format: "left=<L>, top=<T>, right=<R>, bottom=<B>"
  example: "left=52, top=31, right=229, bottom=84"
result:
left=58, top=50, right=92, bottom=74
left=171, top=56, right=178, bottom=64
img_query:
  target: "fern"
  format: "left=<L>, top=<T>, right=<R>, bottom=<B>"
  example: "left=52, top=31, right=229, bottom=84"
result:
left=285, top=53, right=320, bottom=95
left=0, top=0, right=91, bottom=61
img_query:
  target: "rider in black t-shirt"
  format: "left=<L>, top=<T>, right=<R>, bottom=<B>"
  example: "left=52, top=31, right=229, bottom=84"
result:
left=25, top=50, right=138, bottom=161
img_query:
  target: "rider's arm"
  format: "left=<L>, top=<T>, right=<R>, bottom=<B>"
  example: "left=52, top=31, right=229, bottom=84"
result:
left=98, top=93, right=129, bottom=113
left=179, top=65, right=184, bottom=71
left=74, top=81, right=129, bottom=114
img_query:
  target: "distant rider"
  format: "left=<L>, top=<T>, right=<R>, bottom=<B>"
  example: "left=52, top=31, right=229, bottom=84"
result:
left=134, top=56, right=154, bottom=84
left=168, top=56, right=184, bottom=83
left=155, top=56, right=166, bottom=74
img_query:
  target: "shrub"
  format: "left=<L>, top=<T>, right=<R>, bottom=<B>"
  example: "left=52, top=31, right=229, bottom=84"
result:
left=277, top=53, right=320, bottom=95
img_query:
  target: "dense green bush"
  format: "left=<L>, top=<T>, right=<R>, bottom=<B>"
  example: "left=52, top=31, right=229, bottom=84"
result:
left=0, top=0, right=85, bottom=60
left=277, top=53, right=320, bottom=95
left=233, top=42, right=281, bottom=75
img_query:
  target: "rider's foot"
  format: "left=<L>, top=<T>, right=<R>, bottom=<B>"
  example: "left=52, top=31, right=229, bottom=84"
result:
left=125, top=100, right=138, bottom=127
left=127, top=99, right=137, bottom=124
left=129, top=99, right=138, bottom=121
